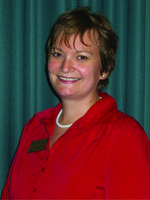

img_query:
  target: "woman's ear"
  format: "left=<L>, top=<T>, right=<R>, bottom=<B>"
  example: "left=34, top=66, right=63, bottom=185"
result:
left=100, top=72, right=109, bottom=80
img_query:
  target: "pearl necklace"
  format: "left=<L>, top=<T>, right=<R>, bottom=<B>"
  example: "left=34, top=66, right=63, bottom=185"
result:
left=56, top=97, right=102, bottom=128
left=56, top=109, right=72, bottom=128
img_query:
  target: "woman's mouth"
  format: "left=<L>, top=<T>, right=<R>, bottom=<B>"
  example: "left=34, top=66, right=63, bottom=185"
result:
left=58, top=76, right=80, bottom=83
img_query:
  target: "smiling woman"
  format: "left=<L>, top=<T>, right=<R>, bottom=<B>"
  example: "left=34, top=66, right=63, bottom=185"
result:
left=1, top=7, right=150, bottom=200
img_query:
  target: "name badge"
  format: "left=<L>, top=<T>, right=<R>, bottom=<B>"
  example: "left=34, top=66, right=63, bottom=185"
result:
left=27, top=138, right=48, bottom=153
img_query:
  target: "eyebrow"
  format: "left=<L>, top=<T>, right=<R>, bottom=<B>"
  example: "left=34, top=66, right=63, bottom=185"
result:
left=52, top=46, right=93, bottom=55
left=52, top=47, right=62, bottom=52
left=76, top=50, right=93, bottom=55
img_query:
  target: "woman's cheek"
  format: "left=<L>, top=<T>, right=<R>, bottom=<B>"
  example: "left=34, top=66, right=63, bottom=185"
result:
left=77, top=65, right=91, bottom=78
left=48, top=59, right=60, bottom=73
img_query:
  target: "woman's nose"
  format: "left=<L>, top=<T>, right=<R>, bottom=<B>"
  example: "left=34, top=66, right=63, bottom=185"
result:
left=61, top=57, right=74, bottom=73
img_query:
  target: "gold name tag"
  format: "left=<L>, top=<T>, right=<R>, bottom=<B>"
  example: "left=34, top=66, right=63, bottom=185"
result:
left=27, top=138, right=48, bottom=153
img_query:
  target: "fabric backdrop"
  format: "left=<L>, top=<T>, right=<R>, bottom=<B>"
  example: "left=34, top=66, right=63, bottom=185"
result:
left=0, top=0, right=150, bottom=194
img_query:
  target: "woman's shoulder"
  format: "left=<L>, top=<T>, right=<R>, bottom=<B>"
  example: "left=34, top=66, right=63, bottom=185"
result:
left=116, top=110, right=144, bottom=132
left=112, top=110, right=149, bottom=145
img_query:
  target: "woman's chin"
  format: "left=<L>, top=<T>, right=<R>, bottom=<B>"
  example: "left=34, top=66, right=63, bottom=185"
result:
left=56, top=88, right=76, bottom=99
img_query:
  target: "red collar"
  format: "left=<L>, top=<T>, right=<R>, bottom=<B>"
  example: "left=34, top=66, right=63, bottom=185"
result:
left=35, top=93, right=117, bottom=130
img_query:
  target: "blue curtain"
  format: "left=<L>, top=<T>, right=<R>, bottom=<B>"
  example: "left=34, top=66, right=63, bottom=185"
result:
left=0, top=0, right=150, bottom=194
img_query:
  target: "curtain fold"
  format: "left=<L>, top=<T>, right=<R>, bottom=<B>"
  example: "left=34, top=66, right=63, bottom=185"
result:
left=0, top=0, right=150, bottom=194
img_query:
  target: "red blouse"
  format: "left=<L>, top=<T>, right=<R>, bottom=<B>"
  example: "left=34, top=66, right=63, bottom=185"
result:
left=1, top=93, right=150, bottom=199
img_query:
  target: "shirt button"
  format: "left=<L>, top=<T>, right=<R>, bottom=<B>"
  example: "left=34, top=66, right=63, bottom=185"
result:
left=33, top=188, right=36, bottom=193
left=46, top=156, right=48, bottom=161
left=42, top=167, right=45, bottom=172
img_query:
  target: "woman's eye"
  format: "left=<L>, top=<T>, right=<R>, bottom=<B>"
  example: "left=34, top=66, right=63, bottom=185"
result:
left=78, top=55, right=88, bottom=60
left=52, top=52, right=62, bottom=57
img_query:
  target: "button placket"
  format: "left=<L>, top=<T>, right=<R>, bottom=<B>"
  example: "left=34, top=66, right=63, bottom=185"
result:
left=30, top=154, right=49, bottom=199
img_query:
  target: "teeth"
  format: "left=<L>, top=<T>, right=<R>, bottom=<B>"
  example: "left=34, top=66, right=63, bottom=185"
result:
left=59, top=77, right=79, bottom=81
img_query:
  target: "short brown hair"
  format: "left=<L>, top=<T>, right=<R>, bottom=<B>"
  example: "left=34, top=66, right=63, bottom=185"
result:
left=47, top=7, right=118, bottom=91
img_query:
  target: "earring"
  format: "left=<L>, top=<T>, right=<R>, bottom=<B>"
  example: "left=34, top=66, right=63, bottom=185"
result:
left=102, top=73, right=106, bottom=78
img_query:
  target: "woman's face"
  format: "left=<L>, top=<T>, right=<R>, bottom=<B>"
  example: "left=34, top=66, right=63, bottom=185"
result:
left=48, top=31, right=104, bottom=101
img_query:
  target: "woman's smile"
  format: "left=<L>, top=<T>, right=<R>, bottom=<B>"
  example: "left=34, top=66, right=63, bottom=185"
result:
left=57, top=75, right=81, bottom=84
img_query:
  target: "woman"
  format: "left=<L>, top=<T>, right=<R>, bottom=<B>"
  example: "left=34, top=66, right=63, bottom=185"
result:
left=1, top=7, right=150, bottom=199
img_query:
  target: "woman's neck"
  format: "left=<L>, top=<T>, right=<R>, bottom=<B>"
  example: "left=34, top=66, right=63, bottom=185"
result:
left=59, top=94, right=100, bottom=126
